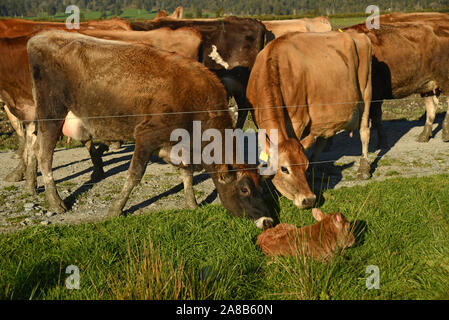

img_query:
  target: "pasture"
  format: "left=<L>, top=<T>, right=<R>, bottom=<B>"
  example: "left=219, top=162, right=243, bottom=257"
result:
left=1, top=10, right=449, bottom=301
left=0, top=173, right=448, bottom=300
left=1, top=96, right=449, bottom=299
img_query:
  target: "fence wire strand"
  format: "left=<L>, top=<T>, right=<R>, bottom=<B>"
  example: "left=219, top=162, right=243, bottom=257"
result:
left=1, top=95, right=447, bottom=124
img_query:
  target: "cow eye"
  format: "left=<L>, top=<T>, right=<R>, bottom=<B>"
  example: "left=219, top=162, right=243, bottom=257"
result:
left=240, top=186, right=250, bottom=196
left=281, top=166, right=290, bottom=174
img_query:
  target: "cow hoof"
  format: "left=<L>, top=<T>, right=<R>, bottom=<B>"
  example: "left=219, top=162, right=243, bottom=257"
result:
left=357, top=170, right=371, bottom=180
left=442, top=130, right=449, bottom=142
left=4, top=171, right=24, bottom=182
left=106, top=204, right=123, bottom=218
left=416, top=133, right=431, bottom=143
left=49, top=201, right=67, bottom=214
left=357, top=159, right=371, bottom=180
left=186, top=202, right=199, bottom=210
left=24, top=185, right=37, bottom=196
left=416, top=125, right=432, bottom=143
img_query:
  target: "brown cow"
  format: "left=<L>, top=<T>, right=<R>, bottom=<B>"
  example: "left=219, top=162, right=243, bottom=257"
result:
left=344, top=14, right=449, bottom=146
left=247, top=31, right=372, bottom=209
left=154, top=6, right=183, bottom=20
left=257, top=208, right=355, bottom=260
left=0, top=19, right=201, bottom=194
left=263, top=16, right=332, bottom=42
left=27, top=30, right=274, bottom=228
left=130, top=16, right=267, bottom=129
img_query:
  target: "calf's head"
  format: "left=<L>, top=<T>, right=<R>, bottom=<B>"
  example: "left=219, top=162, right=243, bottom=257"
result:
left=268, top=138, right=316, bottom=209
left=211, top=164, right=273, bottom=229
left=312, top=208, right=355, bottom=249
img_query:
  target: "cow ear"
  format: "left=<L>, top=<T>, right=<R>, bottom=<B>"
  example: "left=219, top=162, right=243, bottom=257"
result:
left=312, top=208, right=325, bottom=221
left=217, top=164, right=235, bottom=184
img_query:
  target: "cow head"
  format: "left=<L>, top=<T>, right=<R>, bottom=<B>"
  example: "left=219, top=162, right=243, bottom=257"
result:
left=210, top=164, right=273, bottom=229
left=264, top=138, right=316, bottom=209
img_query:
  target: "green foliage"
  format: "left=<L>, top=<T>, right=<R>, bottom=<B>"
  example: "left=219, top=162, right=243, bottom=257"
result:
left=2, top=0, right=449, bottom=18
left=1, top=174, right=449, bottom=299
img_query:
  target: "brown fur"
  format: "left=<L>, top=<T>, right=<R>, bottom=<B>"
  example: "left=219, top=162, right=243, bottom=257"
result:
left=344, top=13, right=449, bottom=145
left=27, top=30, right=272, bottom=223
left=0, top=18, right=202, bottom=189
left=263, top=16, right=332, bottom=41
left=257, top=208, right=355, bottom=260
left=246, top=31, right=372, bottom=208
left=130, top=16, right=268, bottom=129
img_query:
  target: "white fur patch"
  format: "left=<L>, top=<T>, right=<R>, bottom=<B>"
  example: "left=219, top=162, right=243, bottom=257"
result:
left=208, top=45, right=230, bottom=70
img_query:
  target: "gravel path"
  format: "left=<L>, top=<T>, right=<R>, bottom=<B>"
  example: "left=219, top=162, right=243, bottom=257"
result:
left=1, top=114, right=448, bottom=234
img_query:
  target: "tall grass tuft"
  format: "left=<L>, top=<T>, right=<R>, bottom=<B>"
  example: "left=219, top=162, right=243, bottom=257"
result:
left=94, top=233, right=234, bottom=300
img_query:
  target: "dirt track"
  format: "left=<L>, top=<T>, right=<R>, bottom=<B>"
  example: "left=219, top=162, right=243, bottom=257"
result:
left=1, top=110, right=448, bottom=234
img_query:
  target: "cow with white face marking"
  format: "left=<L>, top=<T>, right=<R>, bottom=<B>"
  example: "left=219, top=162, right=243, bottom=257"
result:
left=27, top=30, right=274, bottom=228
left=131, top=16, right=267, bottom=129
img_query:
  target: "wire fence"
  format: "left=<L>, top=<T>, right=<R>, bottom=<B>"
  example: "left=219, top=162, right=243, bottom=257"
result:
left=1, top=95, right=448, bottom=124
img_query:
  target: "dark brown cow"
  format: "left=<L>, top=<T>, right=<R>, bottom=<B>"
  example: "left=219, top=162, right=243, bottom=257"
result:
left=130, top=16, right=267, bottom=129
left=27, top=30, right=273, bottom=228
left=247, top=31, right=372, bottom=209
left=0, top=19, right=201, bottom=195
left=344, top=14, right=449, bottom=146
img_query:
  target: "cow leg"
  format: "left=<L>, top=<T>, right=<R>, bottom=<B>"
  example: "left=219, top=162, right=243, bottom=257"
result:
left=442, top=97, right=449, bottom=142
left=23, top=122, right=38, bottom=195
left=357, top=101, right=371, bottom=181
left=4, top=135, right=26, bottom=182
left=4, top=105, right=26, bottom=160
left=83, top=140, right=105, bottom=182
left=106, top=137, right=153, bottom=218
left=3, top=105, right=27, bottom=182
left=36, top=120, right=67, bottom=214
left=181, top=166, right=198, bottom=209
left=417, top=96, right=438, bottom=142
left=370, top=100, right=388, bottom=149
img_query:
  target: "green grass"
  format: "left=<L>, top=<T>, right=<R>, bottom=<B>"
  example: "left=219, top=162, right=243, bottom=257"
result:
left=1, top=174, right=449, bottom=300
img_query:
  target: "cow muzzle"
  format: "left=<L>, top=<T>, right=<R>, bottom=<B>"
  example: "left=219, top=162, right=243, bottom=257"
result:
left=294, top=194, right=316, bottom=209
left=254, top=217, right=274, bottom=230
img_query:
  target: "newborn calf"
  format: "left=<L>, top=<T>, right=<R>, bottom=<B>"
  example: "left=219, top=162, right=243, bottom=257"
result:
left=257, top=208, right=355, bottom=260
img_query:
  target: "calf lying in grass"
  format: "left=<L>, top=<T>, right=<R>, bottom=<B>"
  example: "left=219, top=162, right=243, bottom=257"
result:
left=257, top=208, right=355, bottom=260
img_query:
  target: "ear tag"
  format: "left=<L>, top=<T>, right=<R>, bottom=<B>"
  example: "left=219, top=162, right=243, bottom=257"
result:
left=259, top=151, right=269, bottom=163
left=338, top=29, right=343, bottom=33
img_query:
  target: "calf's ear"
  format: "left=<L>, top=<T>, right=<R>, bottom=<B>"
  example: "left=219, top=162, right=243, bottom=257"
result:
left=312, top=208, right=325, bottom=221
